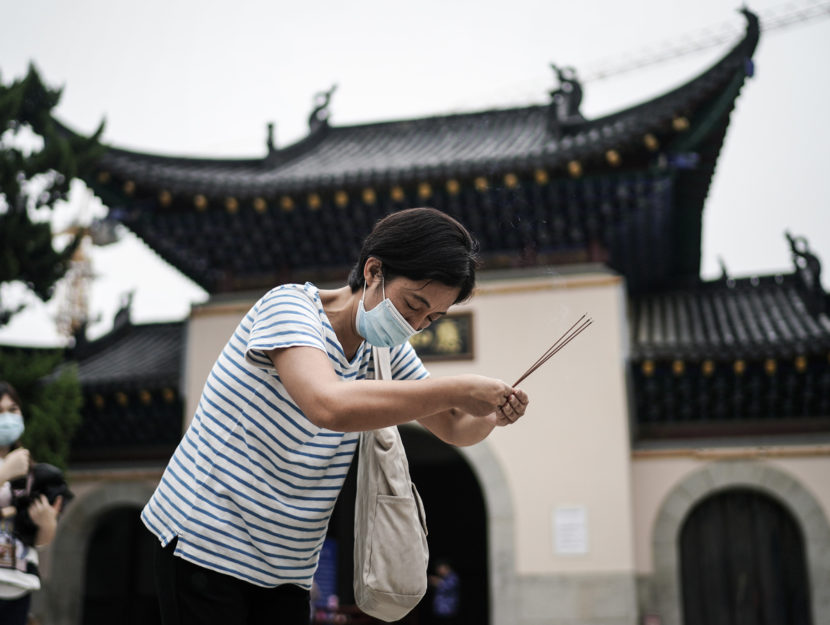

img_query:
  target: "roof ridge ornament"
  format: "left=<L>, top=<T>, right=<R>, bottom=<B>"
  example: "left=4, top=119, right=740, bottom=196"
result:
left=308, top=84, right=338, bottom=133
left=718, top=257, right=730, bottom=282
left=548, top=64, right=585, bottom=137
left=786, top=231, right=825, bottom=315
left=266, top=122, right=276, bottom=154
left=114, top=291, right=134, bottom=331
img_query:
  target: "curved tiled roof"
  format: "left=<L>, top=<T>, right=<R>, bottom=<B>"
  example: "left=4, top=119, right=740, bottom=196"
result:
left=67, top=317, right=186, bottom=462
left=72, top=320, right=184, bottom=391
left=74, top=10, right=759, bottom=296
left=629, top=248, right=830, bottom=435
left=93, top=11, right=758, bottom=197
left=631, top=272, right=830, bottom=361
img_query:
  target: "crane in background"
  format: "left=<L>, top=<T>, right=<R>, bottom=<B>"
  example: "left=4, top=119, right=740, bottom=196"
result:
left=581, top=0, right=830, bottom=83
left=462, top=0, right=830, bottom=109
left=52, top=187, right=120, bottom=340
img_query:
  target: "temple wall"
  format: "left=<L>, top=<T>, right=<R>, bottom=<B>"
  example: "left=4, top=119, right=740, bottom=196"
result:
left=429, top=270, right=634, bottom=574
left=184, top=299, right=254, bottom=427
left=631, top=453, right=830, bottom=625
left=428, top=269, right=638, bottom=624
left=631, top=453, right=830, bottom=574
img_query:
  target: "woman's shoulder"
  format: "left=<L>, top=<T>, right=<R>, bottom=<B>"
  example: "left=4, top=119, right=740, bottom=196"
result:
left=257, top=282, right=323, bottom=313
left=262, top=281, right=320, bottom=299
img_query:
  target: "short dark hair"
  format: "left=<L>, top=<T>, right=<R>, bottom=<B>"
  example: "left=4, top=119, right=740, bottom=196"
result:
left=0, top=381, right=22, bottom=410
left=347, top=207, right=480, bottom=303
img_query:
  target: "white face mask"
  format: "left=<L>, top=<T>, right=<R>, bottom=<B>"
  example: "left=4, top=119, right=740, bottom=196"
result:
left=0, top=412, right=24, bottom=446
left=355, top=279, right=421, bottom=347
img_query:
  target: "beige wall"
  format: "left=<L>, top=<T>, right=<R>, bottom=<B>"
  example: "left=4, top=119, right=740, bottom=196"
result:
left=631, top=450, right=830, bottom=573
left=427, top=270, right=635, bottom=575
left=184, top=299, right=256, bottom=425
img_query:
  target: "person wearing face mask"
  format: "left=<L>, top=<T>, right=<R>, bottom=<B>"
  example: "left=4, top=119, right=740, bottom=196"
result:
left=142, top=207, right=530, bottom=625
left=0, top=381, right=64, bottom=625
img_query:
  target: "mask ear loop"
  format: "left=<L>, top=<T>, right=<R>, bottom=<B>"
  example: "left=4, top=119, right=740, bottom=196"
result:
left=371, top=264, right=386, bottom=302
left=362, top=270, right=386, bottom=305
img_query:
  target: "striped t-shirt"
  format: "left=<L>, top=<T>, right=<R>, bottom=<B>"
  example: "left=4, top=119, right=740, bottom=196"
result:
left=141, top=282, right=429, bottom=589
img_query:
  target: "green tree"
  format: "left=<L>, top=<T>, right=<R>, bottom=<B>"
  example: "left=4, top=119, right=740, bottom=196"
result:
left=0, top=64, right=100, bottom=467
left=0, top=347, right=82, bottom=469
left=0, top=63, right=104, bottom=326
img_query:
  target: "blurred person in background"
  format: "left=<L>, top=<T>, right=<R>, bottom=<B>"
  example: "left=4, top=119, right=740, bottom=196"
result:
left=0, top=381, right=65, bottom=625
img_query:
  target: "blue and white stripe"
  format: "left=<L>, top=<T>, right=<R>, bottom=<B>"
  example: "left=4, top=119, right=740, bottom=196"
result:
left=142, top=282, right=428, bottom=588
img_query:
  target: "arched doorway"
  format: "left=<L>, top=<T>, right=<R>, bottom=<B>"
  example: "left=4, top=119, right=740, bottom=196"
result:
left=82, top=505, right=161, bottom=625
left=320, top=426, right=489, bottom=624
left=405, top=426, right=488, bottom=625
left=680, top=488, right=812, bottom=625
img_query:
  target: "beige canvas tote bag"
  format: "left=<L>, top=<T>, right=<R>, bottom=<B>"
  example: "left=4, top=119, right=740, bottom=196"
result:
left=353, top=345, right=429, bottom=622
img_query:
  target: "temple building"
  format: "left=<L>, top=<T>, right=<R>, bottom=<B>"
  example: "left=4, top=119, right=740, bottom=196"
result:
left=14, top=8, right=830, bottom=625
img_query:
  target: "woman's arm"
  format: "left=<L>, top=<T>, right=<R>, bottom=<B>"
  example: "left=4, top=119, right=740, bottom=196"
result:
left=269, top=346, right=517, bottom=432
left=0, top=448, right=30, bottom=484
left=418, top=387, right=529, bottom=446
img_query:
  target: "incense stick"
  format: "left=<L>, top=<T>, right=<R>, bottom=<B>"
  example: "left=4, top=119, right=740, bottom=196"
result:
left=512, top=315, right=593, bottom=387
left=518, top=314, right=587, bottom=377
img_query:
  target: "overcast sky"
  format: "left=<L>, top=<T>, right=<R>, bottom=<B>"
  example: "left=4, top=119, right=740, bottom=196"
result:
left=1, top=0, right=829, bottom=346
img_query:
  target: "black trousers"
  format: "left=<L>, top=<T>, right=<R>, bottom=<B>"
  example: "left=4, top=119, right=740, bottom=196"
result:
left=0, top=593, right=31, bottom=625
left=154, top=538, right=311, bottom=625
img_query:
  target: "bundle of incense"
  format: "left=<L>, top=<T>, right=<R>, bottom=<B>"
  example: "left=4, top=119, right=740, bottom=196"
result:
left=512, top=314, right=593, bottom=387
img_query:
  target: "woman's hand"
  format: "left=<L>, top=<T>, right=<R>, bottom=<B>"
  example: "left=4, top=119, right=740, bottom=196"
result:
left=454, top=375, right=516, bottom=417
left=29, top=494, right=63, bottom=547
left=491, top=388, right=529, bottom=426
left=418, top=382, right=529, bottom=446
left=0, top=447, right=30, bottom=483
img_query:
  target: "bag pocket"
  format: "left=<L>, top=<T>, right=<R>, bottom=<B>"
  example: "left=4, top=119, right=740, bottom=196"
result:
left=411, top=484, right=428, bottom=536
left=367, top=494, right=428, bottom=596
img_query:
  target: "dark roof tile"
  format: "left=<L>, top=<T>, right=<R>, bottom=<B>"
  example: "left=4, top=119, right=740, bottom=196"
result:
left=73, top=322, right=184, bottom=390
left=631, top=272, right=830, bottom=361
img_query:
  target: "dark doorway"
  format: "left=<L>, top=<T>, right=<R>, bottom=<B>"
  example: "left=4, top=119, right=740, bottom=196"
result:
left=322, top=427, right=489, bottom=625
left=82, top=506, right=161, bottom=625
left=680, top=488, right=812, bottom=625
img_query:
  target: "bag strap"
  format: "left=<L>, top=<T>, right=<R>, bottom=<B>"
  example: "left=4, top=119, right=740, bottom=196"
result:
left=371, top=346, right=392, bottom=381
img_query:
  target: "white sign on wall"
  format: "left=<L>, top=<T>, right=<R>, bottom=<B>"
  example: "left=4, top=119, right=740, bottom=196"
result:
left=553, top=505, right=589, bottom=555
